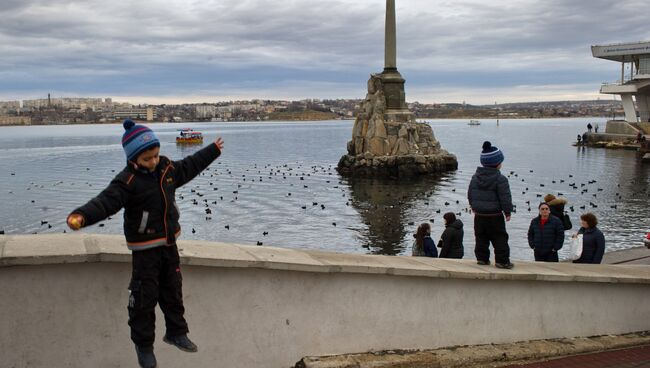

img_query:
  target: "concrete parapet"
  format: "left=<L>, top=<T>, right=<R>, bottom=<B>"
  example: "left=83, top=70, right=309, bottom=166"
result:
left=2, top=234, right=650, bottom=368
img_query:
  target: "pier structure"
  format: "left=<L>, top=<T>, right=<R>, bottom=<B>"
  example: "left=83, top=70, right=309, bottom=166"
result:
left=592, top=41, right=650, bottom=135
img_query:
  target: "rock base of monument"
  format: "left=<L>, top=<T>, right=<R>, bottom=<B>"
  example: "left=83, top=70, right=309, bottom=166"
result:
left=337, top=73, right=458, bottom=178
left=337, top=152, right=457, bottom=177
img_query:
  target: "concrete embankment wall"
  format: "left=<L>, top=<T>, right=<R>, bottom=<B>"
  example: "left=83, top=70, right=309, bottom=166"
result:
left=639, top=122, right=650, bottom=134
left=1, top=234, right=650, bottom=368
left=605, top=120, right=639, bottom=135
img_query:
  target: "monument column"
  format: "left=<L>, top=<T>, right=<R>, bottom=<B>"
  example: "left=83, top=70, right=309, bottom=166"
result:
left=381, top=0, right=407, bottom=111
left=385, top=0, right=397, bottom=71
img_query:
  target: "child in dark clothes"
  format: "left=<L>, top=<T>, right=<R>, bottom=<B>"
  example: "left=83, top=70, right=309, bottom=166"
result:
left=67, top=120, right=224, bottom=368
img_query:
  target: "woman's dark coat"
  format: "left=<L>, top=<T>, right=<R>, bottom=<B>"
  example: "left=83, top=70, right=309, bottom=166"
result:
left=438, top=219, right=464, bottom=258
left=573, top=227, right=606, bottom=264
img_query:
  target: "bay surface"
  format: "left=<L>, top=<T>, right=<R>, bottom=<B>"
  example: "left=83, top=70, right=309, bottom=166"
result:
left=0, top=118, right=647, bottom=261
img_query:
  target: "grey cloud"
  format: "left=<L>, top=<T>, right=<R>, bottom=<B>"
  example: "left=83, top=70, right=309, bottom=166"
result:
left=1, top=0, right=648, bottom=100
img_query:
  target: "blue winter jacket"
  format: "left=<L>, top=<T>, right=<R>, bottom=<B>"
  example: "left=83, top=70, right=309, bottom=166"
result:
left=423, top=236, right=438, bottom=258
left=467, top=167, right=513, bottom=215
left=573, top=227, right=606, bottom=264
left=527, top=215, right=565, bottom=252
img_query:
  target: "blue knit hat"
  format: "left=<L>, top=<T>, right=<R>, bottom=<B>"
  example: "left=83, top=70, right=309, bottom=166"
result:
left=480, top=141, right=504, bottom=167
left=121, top=120, right=160, bottom=161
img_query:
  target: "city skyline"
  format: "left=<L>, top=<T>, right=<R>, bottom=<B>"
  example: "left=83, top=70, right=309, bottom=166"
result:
left=1, top=0, right=649, bottom=105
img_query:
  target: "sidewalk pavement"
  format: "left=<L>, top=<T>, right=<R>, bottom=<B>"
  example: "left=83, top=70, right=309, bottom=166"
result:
left=602, top=246, right=650, bottom=265
left=505, top=345, right=650, bottom=368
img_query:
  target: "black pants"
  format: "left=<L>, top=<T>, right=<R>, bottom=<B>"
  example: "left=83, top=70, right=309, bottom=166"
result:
left=474, top=214, right=510, bottom=264
left=534, top=249, right=559, bottom=262
left=128, top=244, right=188, bottom=349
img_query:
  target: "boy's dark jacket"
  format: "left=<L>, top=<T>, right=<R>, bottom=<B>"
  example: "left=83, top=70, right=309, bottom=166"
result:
left=71, top=143, right=220, bottom=251
left=467, top=167, right=513, bottom=215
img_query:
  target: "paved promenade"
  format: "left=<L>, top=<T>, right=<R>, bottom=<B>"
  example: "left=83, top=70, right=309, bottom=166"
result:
left=602, top=246, right=650, bottom=265
left=506, top=345, right=650, bottom=368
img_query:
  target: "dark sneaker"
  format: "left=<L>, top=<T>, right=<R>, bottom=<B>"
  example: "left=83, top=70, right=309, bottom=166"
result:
left=495, top=262, right=514, bottom=269
left=476, top=260, right=490, bottom=265
left=164, top=334, right=198, bottom=352
left=135, top=345, right=157, bottom=368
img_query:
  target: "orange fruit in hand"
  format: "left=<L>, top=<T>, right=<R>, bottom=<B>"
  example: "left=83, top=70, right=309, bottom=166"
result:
left=68, top=215, right=83, bottom=230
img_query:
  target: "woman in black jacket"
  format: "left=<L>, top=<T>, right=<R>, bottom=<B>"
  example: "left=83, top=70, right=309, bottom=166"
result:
left=527, top=202, right=565, bottom=262
left=438, top=213, right=464, bottom=259
left=573, top=213, right=606, bottom=264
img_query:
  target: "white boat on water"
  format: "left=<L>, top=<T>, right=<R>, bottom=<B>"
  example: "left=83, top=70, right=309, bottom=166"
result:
left=468, top=120, right=481, bottom=126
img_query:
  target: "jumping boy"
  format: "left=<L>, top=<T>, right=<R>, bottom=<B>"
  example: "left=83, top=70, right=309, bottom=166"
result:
left=467, top=141, right=514, bottom=269
left=67, top=119, right=224, bottom=368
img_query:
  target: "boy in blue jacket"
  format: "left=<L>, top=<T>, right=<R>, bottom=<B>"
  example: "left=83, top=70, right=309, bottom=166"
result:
left=467, top=141, right=514, bottom=269
left=67, top=120, right=224, bottom=368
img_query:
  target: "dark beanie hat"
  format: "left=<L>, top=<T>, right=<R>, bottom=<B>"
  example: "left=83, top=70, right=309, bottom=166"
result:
left=480, top=141, right=504, bottom=167
left=121, top=119, right=160, bottom=161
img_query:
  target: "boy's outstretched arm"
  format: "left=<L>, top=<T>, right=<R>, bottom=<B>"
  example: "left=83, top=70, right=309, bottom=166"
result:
left=173, top=137, right=224, bottom=188
left=67, top=178, right=130, bottom=230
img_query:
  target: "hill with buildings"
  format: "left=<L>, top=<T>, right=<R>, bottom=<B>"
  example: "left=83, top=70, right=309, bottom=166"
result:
left=0, top=97, right=624, bottom=125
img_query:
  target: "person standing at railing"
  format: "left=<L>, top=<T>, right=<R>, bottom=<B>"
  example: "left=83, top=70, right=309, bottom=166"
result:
left=572, top=213, right=606, bottom=264
left=587, top=123, right=593, bottom=133
left=437, top=212, right=464, bottom=259
left=468, top=141, right=514, bottom=269
left=412, top=223, right=438, bottom=257
left=527, top=203, right=564, bottom=262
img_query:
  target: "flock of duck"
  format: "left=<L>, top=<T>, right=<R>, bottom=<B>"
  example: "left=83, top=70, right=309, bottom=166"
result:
left=4, top=159, right=648, bottom=252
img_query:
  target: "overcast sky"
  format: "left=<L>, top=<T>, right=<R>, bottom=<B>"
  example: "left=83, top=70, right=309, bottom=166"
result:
left=1, top=0, right=649, bottom=105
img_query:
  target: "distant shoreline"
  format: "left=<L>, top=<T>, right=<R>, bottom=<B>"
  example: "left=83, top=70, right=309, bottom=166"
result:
left=0, top=116, right=612, bottom=127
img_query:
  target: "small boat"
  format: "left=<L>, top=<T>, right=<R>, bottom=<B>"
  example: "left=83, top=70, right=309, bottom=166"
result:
left=176, top=129, right=203, bottom=144
left=468, top=120, right=481, bottom=126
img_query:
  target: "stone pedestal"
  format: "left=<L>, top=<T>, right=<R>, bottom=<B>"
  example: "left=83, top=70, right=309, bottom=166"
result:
left=337, top=74, right=458, bottom=177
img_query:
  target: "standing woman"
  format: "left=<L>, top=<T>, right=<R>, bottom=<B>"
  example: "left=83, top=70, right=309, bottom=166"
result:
left=544, top=194, right=571, bottom=230
left=438, top=212, right=464, bottom=258
left=572, top=213, right=606, bottom=264
left=412, top=223, right=438, bottom=258
left=527, top=203, right=565, bottom=262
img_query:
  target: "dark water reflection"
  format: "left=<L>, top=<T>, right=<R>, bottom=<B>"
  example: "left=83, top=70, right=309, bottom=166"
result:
left=346, top=176, right=446, bottom=255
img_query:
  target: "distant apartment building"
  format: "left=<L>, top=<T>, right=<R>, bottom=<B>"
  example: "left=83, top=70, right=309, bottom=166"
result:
left=0, top=116, right=31, bottom=125
left=22, top=97, right=112, bottom=110
left=195, top=105, right=217, bottom=119
left=228, top=103, right=261, bottom=112
left=112, top=107, right=156, bottom=121
left=0, top=101, right=20, bottom=114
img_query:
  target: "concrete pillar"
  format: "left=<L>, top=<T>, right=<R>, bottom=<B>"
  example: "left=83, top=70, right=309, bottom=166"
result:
left=636, top=94, right=650, bottom=123
left=621, top=94, right=638, bottom=123
left=385, top=0, right=397, bottom=71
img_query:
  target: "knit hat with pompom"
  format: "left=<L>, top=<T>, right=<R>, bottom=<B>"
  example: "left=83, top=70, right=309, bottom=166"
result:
left=121, top=119, right=160, bottom=161
left=480, top=141, right=504, bottom=167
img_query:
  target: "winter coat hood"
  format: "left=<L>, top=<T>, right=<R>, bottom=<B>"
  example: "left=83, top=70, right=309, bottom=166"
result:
left=447, top=219, right=464, bottom=230
left=547, top=197, right=568, bottom=206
